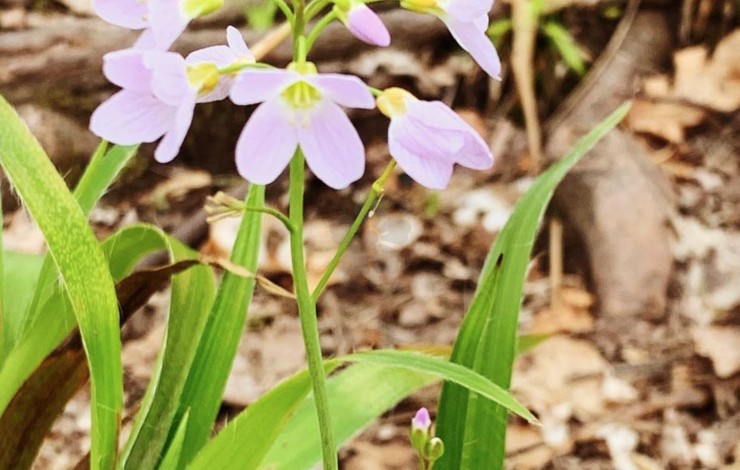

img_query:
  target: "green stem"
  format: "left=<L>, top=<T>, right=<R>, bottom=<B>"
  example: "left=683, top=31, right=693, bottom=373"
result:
left=272, top=0, right=294, bottom=23
left=311, top=160, right=396, bottom=302
left=293, top=0, right=306, bottom=54
left=288, top=151, right=338, bottom=470
left=305, top=10, right=337, bottom=51
left=243, top=206, right=295, bottom=233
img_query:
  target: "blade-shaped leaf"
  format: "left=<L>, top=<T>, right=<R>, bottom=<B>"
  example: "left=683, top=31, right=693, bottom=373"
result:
left=118, top=228, right=216, bottom=469
left=435, top=102, right=632, bottom=469
left=1, top=251, right=43, bottom=361
left=173, top=184, right=265, bottom=466
left=258, top=362, right=436, bottom=470
left=159, top=411, right=190, bottom=470
left=0, top=93, right=122, bottom=469
left=0, top=232, right=204, bottom=470
left=195, top=348, right=535, bottom=470
left=189, top=367, right=332, bottom=470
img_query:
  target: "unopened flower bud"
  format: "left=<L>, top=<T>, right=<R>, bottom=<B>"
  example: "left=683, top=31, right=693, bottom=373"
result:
left=424, top=437, right=445, bottom=462
left=410, top=407, right=432, bottom=451
left=334, top=1, right=390, bottom=47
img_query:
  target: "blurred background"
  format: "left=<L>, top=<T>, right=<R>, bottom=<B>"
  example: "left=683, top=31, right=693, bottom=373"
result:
left=1, top=0, right=739, bottom=468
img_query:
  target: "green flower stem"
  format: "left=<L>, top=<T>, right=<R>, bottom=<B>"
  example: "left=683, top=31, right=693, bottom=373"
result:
left=272, top=0, right=294, bottom=23
left=305, top=10, right=337, bottom=51
left=304, top=0, right=331, bottom=18
left=243, top=206, right=295, bottom=233
left=311, top=160, right=396, bottom=302
left=288, top=151, right=338, bottom=470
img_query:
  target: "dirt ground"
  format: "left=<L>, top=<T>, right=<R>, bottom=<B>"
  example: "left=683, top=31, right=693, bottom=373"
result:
left=2, top=0, right=739, bottom=468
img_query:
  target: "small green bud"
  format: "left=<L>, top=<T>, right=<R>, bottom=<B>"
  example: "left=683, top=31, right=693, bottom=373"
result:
left=424, top=437, right=445, bottom=462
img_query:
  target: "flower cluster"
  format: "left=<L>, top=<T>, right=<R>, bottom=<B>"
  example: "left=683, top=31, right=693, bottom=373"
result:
left=89, top=0, right=500, bottom=190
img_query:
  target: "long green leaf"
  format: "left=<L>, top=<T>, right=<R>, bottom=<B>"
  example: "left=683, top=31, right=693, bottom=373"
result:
left=0, top=140, right=138, bottom=419
left=189, top=367, right=333, bottom=470
left=173, top=184, right=265, bottom=466
left=1, top=251, right=43, bottom=361
left=18, top=142, right=138, bottom=345
left=258, top=363, right=436, bottom=470
left=117, top=227, right=216, bottom=469
left=436, top=102, right=632, bottom=470
left=159, top=411, right=190, bottom=470
left=0, top=248, right=203, bottom=469
left=196, top=348, right=535, bottom=470
left=0, top=94, right=122, bottom=469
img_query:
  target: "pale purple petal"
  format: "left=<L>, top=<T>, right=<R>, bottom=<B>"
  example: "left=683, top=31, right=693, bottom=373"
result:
left=444, top=0, right=493, bottom=23
left=309, top=74, right=375, bottom=109
left=227, top=26, right=252, bottom=58
left=230, top=69, right=297, bottom=105
left=458, top=133, right=494, bottom=170
left=148, top=0, right=189, bottom=50
left=388, top=119, right=454, bottom=190
left=154, top=94, right=196, bottom=163
left=90, top=90, right=175, bottom=145
left=412, top=408, right=432, bottom=431
left=236, top=99, right=298, bottom=184
left=445, top=16, right=502, bottom=79
left=102, top=50, right=152, bottom=92
left=406, top=101, right=492, bottom=170
left=186, top=45, right=237, bottom=68
left=133, top=29, right=157, bottom=50
left=296, top=101, right=365, bottom=189
left=393, top=104, right=465, bottom=159
left=196, top=79, right=233, bottom=103
left=346, top=4, right=391, bottom=47
left=93, top=0, right=147, bottom=29
left=145, top=52, right=192, bottom=106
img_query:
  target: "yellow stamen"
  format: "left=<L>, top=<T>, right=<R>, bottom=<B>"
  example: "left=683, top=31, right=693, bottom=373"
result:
left=400, top=0, right=441, bottom=14
left=186, top=63, right=220, bottom=95
left=376, top=87, right=416, bottom=118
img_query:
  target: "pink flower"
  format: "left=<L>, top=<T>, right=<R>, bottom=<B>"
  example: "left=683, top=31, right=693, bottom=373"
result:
left=186, top=26, right=254, bottom=102
left=90, top=51, right=204, bottom=162
left=229, top=62, right=374, bottom=189
left=90, top=27, right=247, bottom=162
left=93, top=0, right=223, bottom=50
left=401, top=0, right=501, bottom=79
left=335, top=1, right=391, bottom=47
left=412, top=407, right=432, bottom=433
left=377, top=88, right=493, bottom=189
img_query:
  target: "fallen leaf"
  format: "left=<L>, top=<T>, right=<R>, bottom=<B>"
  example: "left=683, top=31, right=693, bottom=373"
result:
left=691, top=326, right=740, bottom=378
left=627, top=99, right=706, bottom=143
left=644, top=30, right=740, bottom=112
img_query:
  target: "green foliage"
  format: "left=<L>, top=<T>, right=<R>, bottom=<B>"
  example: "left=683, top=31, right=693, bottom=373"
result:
left=246, top=0, right=278, bottom=31
left=435, top=102, right=632, bottom=470
left=542, top=21, right=587, bottom=76
left=0, top=94, right=122, bottom=469
left=172, top=184, right=265, bottom=466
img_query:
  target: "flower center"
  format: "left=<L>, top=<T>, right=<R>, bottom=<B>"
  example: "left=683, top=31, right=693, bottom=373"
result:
left=281, top=80, right=322, bottom=110
left=400, top=0, right=443, bottom=15
left=377, top=87, right=416, bottom=118
left=186, top=63, right=220, bottom=95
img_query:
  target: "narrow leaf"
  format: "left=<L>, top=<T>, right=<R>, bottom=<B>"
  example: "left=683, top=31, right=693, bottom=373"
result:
left=159, top=411, right=190, bottom=470
left=174, top=184, right=265, bottom=466
left=435, top=102, right=631, bottom=470
left=258, top=363, right=435, bottom=470
left=0, top=94, right=122, bottom=469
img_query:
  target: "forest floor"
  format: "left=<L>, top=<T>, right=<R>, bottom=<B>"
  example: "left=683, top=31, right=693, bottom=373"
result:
left=1, top=0, right=739, bottom=468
